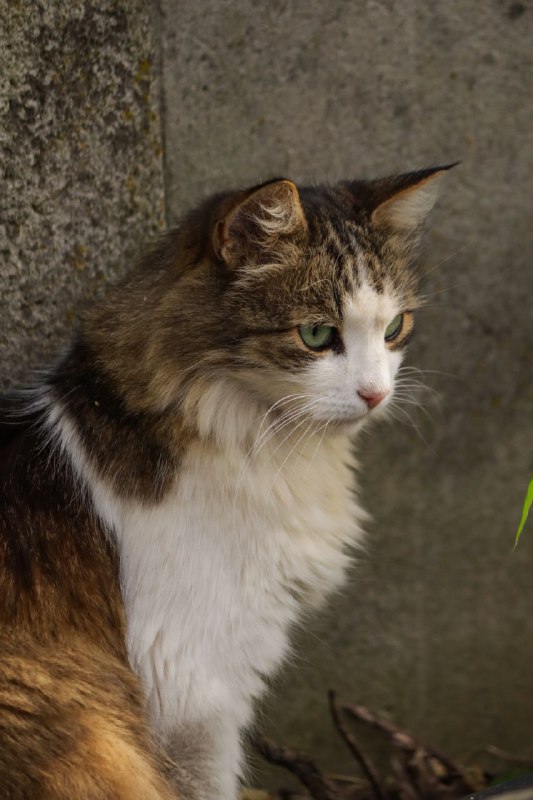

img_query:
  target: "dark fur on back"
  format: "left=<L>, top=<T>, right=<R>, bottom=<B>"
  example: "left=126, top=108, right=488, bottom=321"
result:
left=0, top=414, right=178, bottom=799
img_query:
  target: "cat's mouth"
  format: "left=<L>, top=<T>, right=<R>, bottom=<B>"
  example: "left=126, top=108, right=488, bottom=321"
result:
left=323, top=411, right=370, bottom=431
left=325, top=399, right=391, bottom=430
left=329, top=417, right=366, bottom=434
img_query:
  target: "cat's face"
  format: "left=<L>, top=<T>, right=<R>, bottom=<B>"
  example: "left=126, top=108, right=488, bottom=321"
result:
left=292, top=286, right=411, bottom=427
left=207, top=174, right=442, bottom=433
left=223, top=252, right=412, bottom=431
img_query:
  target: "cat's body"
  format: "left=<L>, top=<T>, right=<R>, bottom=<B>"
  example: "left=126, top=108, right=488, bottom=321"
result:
left=57, top=382, right=359, bottom=798
left=0, top=168, right=451, bottom=799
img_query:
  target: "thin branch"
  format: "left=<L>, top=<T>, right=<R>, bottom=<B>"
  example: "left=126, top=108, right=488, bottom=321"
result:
left=328, top=691, right=385, bottom=800
left=485, top=746, right=533, bottom=766
left=249, top=727, right=339, bottom=800
left=343, top=703, right=465, bottom=779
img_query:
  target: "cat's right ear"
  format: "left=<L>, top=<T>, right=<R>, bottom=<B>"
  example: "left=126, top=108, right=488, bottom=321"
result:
left=213, top=179, right=307, bottom=269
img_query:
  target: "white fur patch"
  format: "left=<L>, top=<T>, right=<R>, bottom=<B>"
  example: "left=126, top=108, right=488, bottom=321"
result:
left=299, top=284, right=403, bottom=424
left=50, top=393, right=364, bottom=798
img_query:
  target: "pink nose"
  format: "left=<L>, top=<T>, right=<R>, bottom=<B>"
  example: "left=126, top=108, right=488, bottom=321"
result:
left=358, top=389, right=389, bottom=409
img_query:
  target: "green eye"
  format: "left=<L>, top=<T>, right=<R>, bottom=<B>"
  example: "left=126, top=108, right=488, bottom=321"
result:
left=384, top=314, right=403, bottom=341
left=299, top=324, right=336, bottom=350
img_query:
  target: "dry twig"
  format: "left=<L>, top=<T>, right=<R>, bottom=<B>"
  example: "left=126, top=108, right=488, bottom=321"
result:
left=250, top=692, right=529, bottom=799
left=249, top=727, right=339, bottom=800
left=485, top=746, right=533, bottom=767
left=343, top=702, right=476, bottom=795
left=328, top=690, right=385, bottom=800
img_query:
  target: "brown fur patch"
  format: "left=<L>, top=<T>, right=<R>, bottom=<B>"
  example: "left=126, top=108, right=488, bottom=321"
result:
left=0, top=419, right=179, bottom=797
left=0, top=636, right=178, bottom=799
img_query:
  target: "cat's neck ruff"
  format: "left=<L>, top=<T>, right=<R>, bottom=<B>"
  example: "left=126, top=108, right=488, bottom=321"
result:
left=49, top=386, right=365, bottom=736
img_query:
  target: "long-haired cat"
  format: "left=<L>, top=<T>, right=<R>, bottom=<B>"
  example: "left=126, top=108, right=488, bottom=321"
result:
left=0, top=166, right=452, bottom=799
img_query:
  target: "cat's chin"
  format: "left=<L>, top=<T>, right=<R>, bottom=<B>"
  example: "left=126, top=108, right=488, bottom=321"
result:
left=327, top=416, right=367, bottom=435
left=327, top=405, right=390, bottom=434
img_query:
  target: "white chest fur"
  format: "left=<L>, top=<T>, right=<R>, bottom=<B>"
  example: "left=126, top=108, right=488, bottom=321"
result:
left=61, top=412, right=364, bottom=739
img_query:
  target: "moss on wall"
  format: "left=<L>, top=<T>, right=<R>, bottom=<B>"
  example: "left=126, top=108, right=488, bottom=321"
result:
left=1, top=1, right=164, bottom=388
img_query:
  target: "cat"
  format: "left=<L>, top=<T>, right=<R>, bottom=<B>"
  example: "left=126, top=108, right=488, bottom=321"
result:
left=0, top=166, right=453, bottom=799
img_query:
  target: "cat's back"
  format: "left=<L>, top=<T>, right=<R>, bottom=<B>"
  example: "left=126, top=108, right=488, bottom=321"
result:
left=0, top=396, right=178, bottom=800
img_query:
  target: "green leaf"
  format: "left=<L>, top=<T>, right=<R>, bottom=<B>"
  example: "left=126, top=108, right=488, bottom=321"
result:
left=515, top=477, right=533, bottom=547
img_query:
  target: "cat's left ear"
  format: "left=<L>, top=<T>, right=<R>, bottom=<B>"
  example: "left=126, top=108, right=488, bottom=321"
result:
left=213, top=179, right=308, bottom=268
left=357, top=164, right=457, bottom=235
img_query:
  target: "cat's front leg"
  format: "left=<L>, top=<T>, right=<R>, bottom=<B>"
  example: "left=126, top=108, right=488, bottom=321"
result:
left=165, top=714, right=243, bottom=800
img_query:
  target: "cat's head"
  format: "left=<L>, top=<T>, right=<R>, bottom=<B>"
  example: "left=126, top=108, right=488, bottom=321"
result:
left=188, top=168, right=451, bottom=438
left=87, top=167, right=453, bottom=443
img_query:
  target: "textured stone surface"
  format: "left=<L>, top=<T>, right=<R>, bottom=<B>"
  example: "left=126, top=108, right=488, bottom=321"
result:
left=1, top=0, right=164, bottom=389
left=158, top=0, right=533, bottom=779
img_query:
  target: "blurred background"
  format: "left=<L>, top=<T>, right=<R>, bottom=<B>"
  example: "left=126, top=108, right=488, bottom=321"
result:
left=2, top=0, right=532, bottom=787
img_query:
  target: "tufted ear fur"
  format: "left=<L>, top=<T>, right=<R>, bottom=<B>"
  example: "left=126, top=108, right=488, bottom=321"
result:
left=213, top=179, right=307, bottom=268
left=370, top=164, right=455, bottom=234
left=347, top=164, right=457, bottom=236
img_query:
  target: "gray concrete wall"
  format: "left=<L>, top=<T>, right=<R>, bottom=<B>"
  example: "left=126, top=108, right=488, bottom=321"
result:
left=158, top=0, right=533, bottom=778
left=1, top=0, right=164, bottom=388
left=2, top=0, right=533, bottom=786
